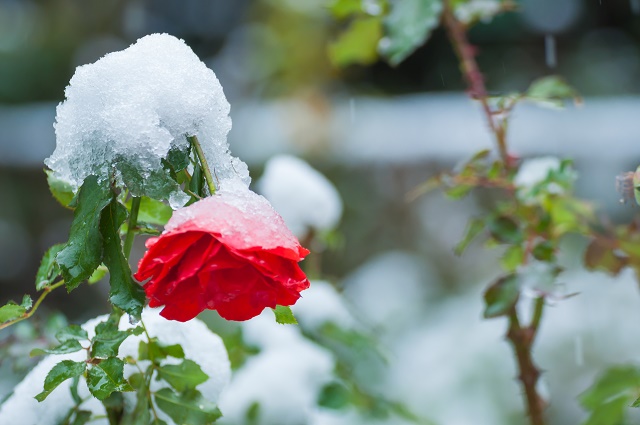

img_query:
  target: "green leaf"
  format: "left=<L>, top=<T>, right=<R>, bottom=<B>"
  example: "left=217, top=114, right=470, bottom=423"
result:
left=273, top=305, right=298, bottom=325
left=526, top=76, right=582, bottom=109
left=91, top=329, right=130, bottom=359
left=328, top=0, right=363, bottom=19
left=532, top=241, right=555, bottom=262
left=189, top=162, right=205, bottom=199
left=380, top=0, right=443, bottom=66
left=121, top=373, right=151, bottom=425
left=69, top=410, right=92, bottom=425
left=100, top=198, right=145, bottom=320
left=30, top=339, right=83, bottom=357
left=20, top=294, right=32, bottom=310
left=35, top=360, right=86, bottom=402
left=129, top=197, right=173, bottom=226
left=166, top=143, right=192, bottom=173
left=154, top=388, right=222, bottom=425
left=454, top=217, right=485, bottom=256
left=86, top=357, right=134, bottom=400
left=116, top=156, right=179, bottom=201
left=139, top=339, right=185, bottom=362
left=56, top=324, right=89, bottom=343
left=45, top=169, right=75, bottom=208
left=88, top=265, right=108, bottom=284
left=57, top=175, right=112, bottom=292
left=0, top=301, right=26, bottom=324
left=329, top=17, right=382, bottom=67
left=36, top=244, right=65, bottom=290
left=500, top=245, right=524, bottom=272
left=483, top=275, right=520, bottom=319
left=581, top=366, right=640, bottom=425
left=102, top=391, right=125, bottom=424
left=157, top=359, right=209, bottom=392
left=487, top=216, right=522, bottom=245
left=444, top=184, right=472, bottom=199
left=318, top=382, right=350, bottom=410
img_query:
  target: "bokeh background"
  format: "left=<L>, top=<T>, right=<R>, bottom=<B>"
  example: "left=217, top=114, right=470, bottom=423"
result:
left=3, top=1, right=640, bottom=424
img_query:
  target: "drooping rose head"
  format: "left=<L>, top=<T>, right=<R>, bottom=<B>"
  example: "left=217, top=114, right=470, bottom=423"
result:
left=135, top=186, right=310, bottom=321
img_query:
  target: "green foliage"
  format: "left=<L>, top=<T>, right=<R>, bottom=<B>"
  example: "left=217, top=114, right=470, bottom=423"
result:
left=45, top=169, right=75, bottom=208
left=328, top=0, right=366, bottom=19
left=57, top=175, right=112, bottom=291
left=157, top=359, right=209, bottom=392
left=329, top=17, right=382, bottom=67
left=454, top=217, right=485, bottom=255
left=138, top=339, right=185, bottom=361
left=35, top=360, right=86, bottom=402
left=526, top=76, right=582, bottom=109
left=100, top=198, right=145, bottom=320
left=379, top=0, right=443, bottom=66
left=483, top=275, right=519, bottom=318
left=120, top=373, right=152, bottom=425
left=56, top=324, right=89, bottom=342
left=86, top=357, right=133, bottom=400
left=0, top=300, right=28, bottom=324
left=273, top=305, right=298, bottom=325
left=580, top=366, right=640, bottom=425
left=129, top=196, right=173, bottom=226
left=36, top=244, right=65, bottom=290
left=116, top=156, right=179, bottom=201
left=154, top=388, right=222, bottom=425
left=91, top=317, right=140, bottom=359
left=30, top=339, right=83, bottom=357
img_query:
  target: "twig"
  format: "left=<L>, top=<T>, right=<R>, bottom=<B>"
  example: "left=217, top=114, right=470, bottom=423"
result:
left=442, top=2, right=510, bottom=168
left=187, top=135, right=217, bottom=195
left=0, top=280, right=65, bottom=331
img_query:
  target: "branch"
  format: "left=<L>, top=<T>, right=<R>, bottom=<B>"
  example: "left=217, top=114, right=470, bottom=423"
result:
left=0, top=280, right=65, bottom=331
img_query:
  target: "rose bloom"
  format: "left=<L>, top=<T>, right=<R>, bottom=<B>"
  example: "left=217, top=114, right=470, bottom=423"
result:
left=135, top=186, right=310, bottom=321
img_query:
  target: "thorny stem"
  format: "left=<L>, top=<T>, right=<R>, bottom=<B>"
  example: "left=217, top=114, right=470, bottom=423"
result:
left=442, top=2, right=510, bottom=168
left=187, top=135, right=217, bottom=195
left=123, top=196, right=141, bottom=259
left=442, top=2, right=546, bottom=423
left=0, top=280, right=65, bottom=331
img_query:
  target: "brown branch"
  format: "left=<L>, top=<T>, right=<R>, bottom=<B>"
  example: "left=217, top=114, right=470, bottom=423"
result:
left=441, top=2, right=510, bottom=168
left=507, top=308, right=546, bottom=425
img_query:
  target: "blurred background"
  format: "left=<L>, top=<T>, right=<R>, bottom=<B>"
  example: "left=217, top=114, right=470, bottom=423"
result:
left=3, top=0, right=640, bottom=424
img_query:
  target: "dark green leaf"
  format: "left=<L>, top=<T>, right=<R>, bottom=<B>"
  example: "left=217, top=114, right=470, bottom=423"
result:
left=273, top=305, right=298, bottom=325
left=0, top=301, right=26, bottom=324
left=189, top=162, right=205, bottom=199
left=35, top=360, right=86, bottom=402
left=70, top=410, right=92, bottom=425
left=380, top=0, right=443, bottom=66
left=57, top=175, right=112, bottom=291
left=154, top=388, right=222, bottom=425
left=46, top=169, right=75, bottom=208
left=116, top=156, right=179, bottom=201
left=487, top=216, right=522, bottom=245
left=329, top=17, right=382, bottom=67
left=91, top=329, right=130, bottom=359
left=102, top=391, right=125, bottom=424
left=56, top=324, right=89, bottom=343
left=70, top=375, right=81, bottom=404
left=454, top=218, right=485, bottom=256
left=30, top=339, right=83, bottom=357
left=318, top=382, right=350, bottom=410
left=121, top=373, right=152, bottom=425
left=86, top=357, right=134, bottom=400
left=157, top=359, right=209, bottom=392
left=526, top=76, right=582, bottom=109
left=500, top=245, right=524, bottom=272
left=532, top=241, right=555, bottom=262
left=166, top=143, right=192, bottom=172
left=483, top=275, right=520, bottom=319
left=100, top=199, right=145, bottom=320
left=139, top=339, right=185, bottom=362
left=36, top=244, right=65, bottom=290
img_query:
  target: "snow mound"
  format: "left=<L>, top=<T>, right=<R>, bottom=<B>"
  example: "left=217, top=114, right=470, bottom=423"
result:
left=0, top=308, right=231, bottom=425
left=45, top=33, right=249, bottom=199
left=257, top=155, right=342, bottom=239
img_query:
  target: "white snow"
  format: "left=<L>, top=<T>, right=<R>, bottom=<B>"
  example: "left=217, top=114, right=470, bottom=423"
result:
left=257, top=155, right=343, bottom=239
left=217, top=311, right=334, bottom=425
left=292, top=280, right=356, bottom=331
left=513, top=156, right=561, bottom=189
left=45, top=33, right=249, bottom=199
left=454, top=0, right=502, bottom=24
left=0, top=308, right=231, bottom=425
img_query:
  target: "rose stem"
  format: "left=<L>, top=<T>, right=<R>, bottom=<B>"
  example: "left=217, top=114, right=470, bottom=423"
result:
left=123, top=196, right=141, bottom=259
left=187, top=135, right=217, bottom=195
left=0, top=280, right=65, bottom=331
left=442, top=2, right=546, bottom=424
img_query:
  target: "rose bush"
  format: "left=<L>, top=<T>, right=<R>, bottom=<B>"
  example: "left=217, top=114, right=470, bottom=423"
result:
left=135, top=186, right=311, bottom=321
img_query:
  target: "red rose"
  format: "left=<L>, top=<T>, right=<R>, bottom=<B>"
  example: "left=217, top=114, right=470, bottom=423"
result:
left=134, top=187, right=310, bottom=321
